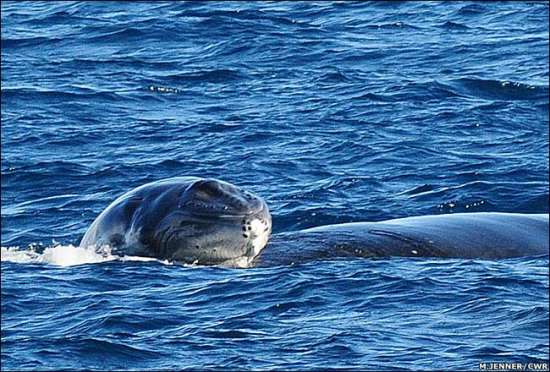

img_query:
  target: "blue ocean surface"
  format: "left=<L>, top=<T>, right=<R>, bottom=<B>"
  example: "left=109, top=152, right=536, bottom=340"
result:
left=1, top=1, right=549, bottom=370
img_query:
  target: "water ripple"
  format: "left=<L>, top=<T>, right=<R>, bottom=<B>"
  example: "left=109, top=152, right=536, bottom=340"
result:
left=2, top=1, right=549, bottom=370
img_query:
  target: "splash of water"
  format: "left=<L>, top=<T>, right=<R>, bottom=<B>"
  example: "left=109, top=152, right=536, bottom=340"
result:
left=0, top=244, right=171, bottom=267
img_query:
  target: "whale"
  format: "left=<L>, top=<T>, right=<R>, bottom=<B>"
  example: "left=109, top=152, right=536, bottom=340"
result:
left=254, top=212, right=548, bottom=266
left=79, top=177, right=272, bottom=267
left=80, top=177, right=549, bottom=267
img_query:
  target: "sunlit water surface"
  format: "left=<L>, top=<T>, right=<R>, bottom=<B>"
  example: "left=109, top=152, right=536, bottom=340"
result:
left=1, top=1, right=548, bottom=370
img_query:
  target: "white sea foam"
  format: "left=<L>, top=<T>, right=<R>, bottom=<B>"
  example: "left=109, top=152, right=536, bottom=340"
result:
left=1, top=244, right=172, bottom=267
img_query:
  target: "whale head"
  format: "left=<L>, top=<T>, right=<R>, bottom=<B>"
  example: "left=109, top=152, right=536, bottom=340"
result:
left=151, top=177, right=272, bottom=267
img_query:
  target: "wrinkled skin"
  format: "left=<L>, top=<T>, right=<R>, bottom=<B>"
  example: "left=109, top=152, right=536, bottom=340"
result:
left=80, top=177, right=271, bottom=266
left=81, top=177, right=548, bottom=267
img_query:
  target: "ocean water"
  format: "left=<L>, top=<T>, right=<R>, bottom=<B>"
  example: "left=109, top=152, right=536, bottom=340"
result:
left=1, top=1, right=549, bottom=370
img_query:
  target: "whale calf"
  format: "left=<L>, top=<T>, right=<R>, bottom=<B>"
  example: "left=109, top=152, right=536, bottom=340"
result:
left=80, top=177, right=549, bottom=267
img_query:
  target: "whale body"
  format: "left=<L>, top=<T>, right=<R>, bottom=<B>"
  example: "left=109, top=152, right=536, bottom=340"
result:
left=254, top=212, right=549, bottom=266
left=80, top=177, right=549, bottom=267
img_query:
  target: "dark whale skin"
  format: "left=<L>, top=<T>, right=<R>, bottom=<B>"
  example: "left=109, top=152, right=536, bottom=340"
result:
left=255, top=213, right=549, bottom=266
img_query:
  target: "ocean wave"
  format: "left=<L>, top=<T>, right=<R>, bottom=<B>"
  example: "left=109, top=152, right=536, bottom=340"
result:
left=1, top=87, right=129, bottom=103
left=1, top=35, right=64, bottom=48
left=387, top=79, right=548, bottom=103
left=449, top=78, right=549, bottom=101
left=456, top=3, right=487, bottom=15
left=2, top=1, right=549, bottom=370
left=439, top=20, right=471, bottom=30
left=164, top=69, right=248, bottom=84
left=49, top=57, right=180, bottom=70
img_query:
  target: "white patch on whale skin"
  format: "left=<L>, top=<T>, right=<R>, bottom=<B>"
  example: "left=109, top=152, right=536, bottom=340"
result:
left=122, top=225, right=146, bottom=254
left=249, top=218, right=270, bottom=257
left=222, top=218, right=270, bottom=268
left=224, top=256, right=254, bottom=269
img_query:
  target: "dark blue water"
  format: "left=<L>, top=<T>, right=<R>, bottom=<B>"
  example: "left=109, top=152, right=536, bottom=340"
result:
left=1, top=1, right=549, bottom=370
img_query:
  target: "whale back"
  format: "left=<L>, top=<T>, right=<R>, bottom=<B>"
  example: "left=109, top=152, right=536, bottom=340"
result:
left=255, top=213, right=549, bottom=266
